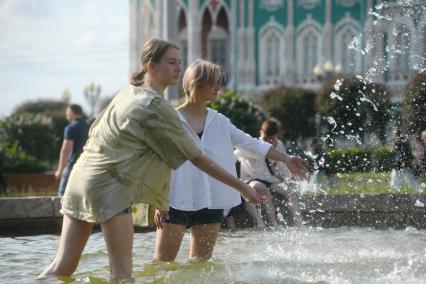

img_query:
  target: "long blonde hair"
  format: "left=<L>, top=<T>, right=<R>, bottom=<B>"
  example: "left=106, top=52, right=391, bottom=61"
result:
left=182, top=60, right=224, bottom=98
left=130, top=38, right=179, bottom=86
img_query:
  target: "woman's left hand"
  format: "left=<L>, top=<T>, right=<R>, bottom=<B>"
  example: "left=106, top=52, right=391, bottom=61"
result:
left=285, top=155, right=310, bottom=179
left=154, top=209, right=169, bottom=230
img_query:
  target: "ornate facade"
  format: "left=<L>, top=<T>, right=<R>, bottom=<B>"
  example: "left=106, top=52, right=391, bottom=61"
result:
left=130, top=0, right=426, bottom=100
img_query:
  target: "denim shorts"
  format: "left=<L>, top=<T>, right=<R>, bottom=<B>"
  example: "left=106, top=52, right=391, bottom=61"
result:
left=166, top=207, right=224, bottom=227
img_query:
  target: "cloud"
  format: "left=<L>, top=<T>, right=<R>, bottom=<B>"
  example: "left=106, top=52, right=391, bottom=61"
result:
left=0, top=0, right=129, bottom=116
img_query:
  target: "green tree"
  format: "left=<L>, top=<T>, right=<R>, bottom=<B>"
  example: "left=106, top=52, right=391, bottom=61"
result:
left=0, top=113, right=57, bottom=172
left=208, top=91, right=266, bottom=137
left=258, top=86, right=317, bottom=141
left=316, top=76, right=391, bottom=144
left=13, top=99, right=68, bottom=152
left=402, top=72, right=426, bottom=135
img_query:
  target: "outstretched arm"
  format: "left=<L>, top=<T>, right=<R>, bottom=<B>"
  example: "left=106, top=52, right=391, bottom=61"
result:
left=190, top=154, right=263, bottom=203
left=265, top=148, right=309, bottom=179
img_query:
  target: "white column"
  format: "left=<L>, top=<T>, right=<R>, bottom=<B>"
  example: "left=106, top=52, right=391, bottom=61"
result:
left=285, top=0, right=295, bottom=85
left=230, top=0, right=238, bottom=90
left=247, top=0, right=256, bottom=87
left=364, top=0, right=375, bottom=78
left=238, top=1, right=246, bottom=87
left=163, top=0, right=179, bottom=101
left=129, top=0, right=140, bottom=74
left=156, top=0, right=163, bottom=38
left=323, top=0, right=333, bottom=64
left=188, top=0, right=201, bottom=63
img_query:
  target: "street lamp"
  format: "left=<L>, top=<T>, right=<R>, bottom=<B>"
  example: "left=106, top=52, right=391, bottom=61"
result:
left=314, top=61, right=343, bottom=82
left=323, top=61, right=334, bottom=73
left=313, top=65, right=323, bottom=78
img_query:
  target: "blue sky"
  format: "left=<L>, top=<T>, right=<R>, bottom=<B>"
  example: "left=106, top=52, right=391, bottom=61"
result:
left=0, top=0, right=129, bottom=117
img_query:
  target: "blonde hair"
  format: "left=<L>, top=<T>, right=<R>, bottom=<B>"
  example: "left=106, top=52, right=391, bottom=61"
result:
left=130, top=38, right=179, bottom=86
left=182, top=60, right=224, bottom=97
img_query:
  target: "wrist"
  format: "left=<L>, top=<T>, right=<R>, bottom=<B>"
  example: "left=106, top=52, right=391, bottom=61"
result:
left=236, top=180, right=247, bottom=193
left=281, top=153, right=291, bottom=162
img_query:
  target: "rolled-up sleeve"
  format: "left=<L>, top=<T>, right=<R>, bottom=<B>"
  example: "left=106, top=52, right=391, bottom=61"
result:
left=229, top=121, right=271, bottom=159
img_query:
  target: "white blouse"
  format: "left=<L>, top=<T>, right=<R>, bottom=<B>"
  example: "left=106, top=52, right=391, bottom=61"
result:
left=168, top=108, right=271, bottom=211
left=235, top=139, right=292, bottom=184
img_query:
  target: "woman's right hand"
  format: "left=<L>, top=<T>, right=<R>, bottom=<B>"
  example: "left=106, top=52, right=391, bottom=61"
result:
left=240, top=183, right=264, bottom=204
left=154, top=209, right=169, bottom=230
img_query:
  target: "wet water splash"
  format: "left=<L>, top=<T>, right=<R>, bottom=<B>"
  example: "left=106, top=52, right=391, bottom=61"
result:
left=1, top=228, right=425, bottom=283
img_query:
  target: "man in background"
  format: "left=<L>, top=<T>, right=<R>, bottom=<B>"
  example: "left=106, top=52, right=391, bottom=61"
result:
left=55, top=104, right=89, bottom=196
left=390, top=129, right=419, bottom=191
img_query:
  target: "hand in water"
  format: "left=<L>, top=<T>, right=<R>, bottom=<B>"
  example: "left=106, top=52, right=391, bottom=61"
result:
left=154, top=209, right=169, bottom=230
left=241, top=184, right=265, bottom=204
left=285, top=156, right=310, bottom=179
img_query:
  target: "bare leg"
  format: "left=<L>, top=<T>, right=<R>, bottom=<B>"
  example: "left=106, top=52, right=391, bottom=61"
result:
left=154, top=223, right=186, bottom=262
left=271, top=184, right=302, bottom=226
left=225, top=216, right=236, bottom=232
left=189, top=223, right=220, bottom=261
left=101, top=212, right=134, bottom=279
left=250, top=181, right=278, bottom=226
left=38, top=215, right=94, bottom=278
left=244, top=202, right=265, bottom=230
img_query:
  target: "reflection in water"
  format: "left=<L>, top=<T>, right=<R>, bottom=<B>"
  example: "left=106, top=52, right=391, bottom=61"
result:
left=1, top=227, right=425, bottom=283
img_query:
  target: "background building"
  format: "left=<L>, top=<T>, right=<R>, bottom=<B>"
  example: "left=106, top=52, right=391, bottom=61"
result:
left=130, top=0, right=426, bottom=101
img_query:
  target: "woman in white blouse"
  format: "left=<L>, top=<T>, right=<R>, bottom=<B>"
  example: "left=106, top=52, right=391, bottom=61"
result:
left=153, top=60, right=308, bottom=262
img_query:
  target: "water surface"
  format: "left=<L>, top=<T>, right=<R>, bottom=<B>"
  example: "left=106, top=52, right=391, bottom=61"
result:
left=1, top=227, right=425, bottom=283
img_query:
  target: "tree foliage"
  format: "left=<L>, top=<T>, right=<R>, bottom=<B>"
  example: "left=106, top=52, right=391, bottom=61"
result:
left=258, top=86, right=317, bottom=141
left=208, top=91, right=266, bottom=137
left=316, top=76, right=391, bottom=143
left=0, top=113, right=57, bottom=172
left=13, top=99, right=68, bottom=155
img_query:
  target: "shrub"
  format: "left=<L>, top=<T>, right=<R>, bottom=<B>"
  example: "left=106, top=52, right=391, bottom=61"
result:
left=0, top=141, right=49, bottom=173
left=325, top=146, right=394, bottom=173
left=317, top=76, right=391, bottom=144
left=208, top=90, right=266, bottom=137
left=258, top=86, right=316, bottom=141
left=14, top=99, right=68, bottom=157
left=0, top=113, right=57, bottom=172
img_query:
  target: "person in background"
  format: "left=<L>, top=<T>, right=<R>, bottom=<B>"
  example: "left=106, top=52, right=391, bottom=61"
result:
left=234, top=119, right=303, bottom=229
left=390, top=129, right=420, bottom=191
left=55, top=104, right=90, bottom=196
left=414, top=130, right=426, bottom=178
left=308, top=138, right=333, bottom=188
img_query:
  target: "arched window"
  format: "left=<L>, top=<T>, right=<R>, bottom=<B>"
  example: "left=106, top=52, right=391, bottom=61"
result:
left=259, top=20, right=285, bottom=85
left=334, top=16, right=360, bottom=74
left=266, top=32, right=280, bottom=77
left=208, top=27, right=228, bottom=69
left=302, top=30, right=319, bottom=75
left=201, top=9, right=213, bottom=59
left=341, top=28, right=357, bottom=73
left=205, top=6, right=230, bottom=74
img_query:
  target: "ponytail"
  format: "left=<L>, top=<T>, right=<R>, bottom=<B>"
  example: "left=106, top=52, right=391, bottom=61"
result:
left=130, top=70, right=146, bottom=86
